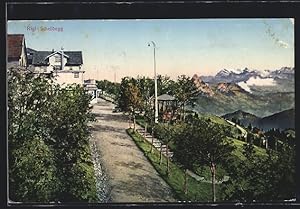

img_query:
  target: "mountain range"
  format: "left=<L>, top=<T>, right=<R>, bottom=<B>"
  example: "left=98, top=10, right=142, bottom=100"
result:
left=200, top=67, right=294, bottom=84
left=222, top=108, right=295, bottom=131
left=190, top=67, right=294, bottom=118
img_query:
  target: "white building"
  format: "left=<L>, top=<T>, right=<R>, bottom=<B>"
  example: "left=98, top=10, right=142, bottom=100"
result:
left=83, top=79, right=100, bottom=104
left=27, top=47, right=85, bottom=85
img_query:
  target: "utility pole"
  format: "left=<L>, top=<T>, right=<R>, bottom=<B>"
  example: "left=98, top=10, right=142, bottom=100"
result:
left=148, top=41, right=158, bottom=124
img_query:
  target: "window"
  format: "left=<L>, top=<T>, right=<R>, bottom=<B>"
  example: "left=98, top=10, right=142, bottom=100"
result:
left=74, top=72, right=79, bottom=78
left=55, top=55, right=61, bottom=63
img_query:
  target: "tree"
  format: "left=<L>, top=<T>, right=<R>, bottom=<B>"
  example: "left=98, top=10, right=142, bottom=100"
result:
left=247, top=123, right=252, bottom=131
left=136, top=76, right=154, bottom=109
left=174, top=116, right=235, bottom=202
left=221, top=141, right=296, bottom=202
left=8, top=69, right=59, bottom=202
left=154, top=123, right=180, bottom=175
left=174, top=75, right=199, bottom=121
left=118, top=77, right=142, bottom=130
left=96, top=79, right=120, bottom=99
left=8, top=68, right=98, bottom=202
left=173, top=123, right=196, bottom=195
left=47, top=84, right=97, bottom=202
left=193, top=119, right=235, bottom=202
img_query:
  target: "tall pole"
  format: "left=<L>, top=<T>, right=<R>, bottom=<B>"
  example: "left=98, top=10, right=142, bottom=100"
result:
left=149, top=41, right=158, bottom=124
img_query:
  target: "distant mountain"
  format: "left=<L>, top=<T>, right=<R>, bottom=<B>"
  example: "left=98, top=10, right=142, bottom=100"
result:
left=201, top=67, right=259, bottom=83
left=192, top=74, right=214, bottom=96
left=200, top=67, right=294, bottom=84
left=222, top=109, right=294, bottom=131
left=216, top=82, right=248, bottom=96
left=190, top=68, right=294, bottom=119
left=256, top=108, right=295, bottom=131
left=192, top=90, right=294, bottom=119
left=222, top=110, right=260, bottom=127
left=269, top=67, right=294, bottom=80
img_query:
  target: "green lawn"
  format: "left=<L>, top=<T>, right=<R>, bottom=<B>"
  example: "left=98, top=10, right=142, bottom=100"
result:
left=230, top=137, right=267, bottom=160
left=131, top=116, right=266, bottom=197
left=127, top=128, right=221, bottom=202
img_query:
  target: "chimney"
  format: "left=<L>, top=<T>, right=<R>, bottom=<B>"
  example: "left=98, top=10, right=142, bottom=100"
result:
left=61, top=47, right=64, bottom=70
left=52, top=49, right=54, bottom=53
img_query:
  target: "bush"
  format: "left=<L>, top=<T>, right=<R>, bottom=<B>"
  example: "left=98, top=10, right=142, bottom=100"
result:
left=8, top=68, right=97, bottom=202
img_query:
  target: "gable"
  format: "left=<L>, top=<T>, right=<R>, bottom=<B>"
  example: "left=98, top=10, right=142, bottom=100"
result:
left=45, top=51, right=70, bottom=59
left=31, top=50, right=83, bottom=66
left=7, top=34, right=24, bottom=61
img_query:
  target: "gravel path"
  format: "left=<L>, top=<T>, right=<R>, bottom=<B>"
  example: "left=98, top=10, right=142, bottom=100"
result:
left=90, top=99, right=176, bottom=203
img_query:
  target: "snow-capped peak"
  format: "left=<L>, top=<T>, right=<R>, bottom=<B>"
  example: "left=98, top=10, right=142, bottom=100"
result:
left=216, top=69, right=231, bottom=76
left=230, top=68, right=242, bottom=74
left=243, top=67, right=251, bottom=72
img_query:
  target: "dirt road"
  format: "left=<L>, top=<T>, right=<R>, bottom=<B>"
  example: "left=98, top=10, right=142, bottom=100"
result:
left=90, top=99, right=176, bottom=202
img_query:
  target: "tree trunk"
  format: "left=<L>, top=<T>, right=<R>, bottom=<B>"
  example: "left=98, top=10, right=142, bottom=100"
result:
left=184, top=168, right=188, bottom=195
left=150, top=128, right=154, bottom=153
left=133, top=114, right=136, bottom=131
left=159, top=144, right=162, bottom=165
left=182, top=103, right=185, bottom=121
left=210, top=163, right=216, bottom=202
left=166, top=143, right=169, bottom=176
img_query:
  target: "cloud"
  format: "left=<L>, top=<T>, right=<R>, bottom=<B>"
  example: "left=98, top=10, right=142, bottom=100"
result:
left=237, top=77, right=277, bottom=93
left=237, top=81, right=252, bottom=93
left=264, top=20, right=291, bottom=49
left=246, top=77, right=277, bottom=86
left=277, top=40, right=289, bottom=49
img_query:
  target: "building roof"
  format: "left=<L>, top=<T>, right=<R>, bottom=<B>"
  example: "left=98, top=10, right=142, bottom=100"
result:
left=26, top=47, right=37, bottom=54
left=7, top=34, right=25, bottom=61
left=30, top=50, right=83, bottom=66
left=157, top=94, right=176, bottom=101
left=26, top=47, right=36, bottom=64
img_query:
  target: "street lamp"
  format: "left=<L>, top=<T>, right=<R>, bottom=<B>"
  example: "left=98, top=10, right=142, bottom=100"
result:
left=148, top=41, right=159, bottom=124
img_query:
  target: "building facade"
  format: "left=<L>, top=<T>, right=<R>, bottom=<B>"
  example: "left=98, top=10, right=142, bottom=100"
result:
left=28, top=48, right=85, bottom=86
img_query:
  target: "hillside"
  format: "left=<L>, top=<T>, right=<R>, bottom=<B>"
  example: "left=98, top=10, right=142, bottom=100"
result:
left=256, top=108, right=295, bottom=131
left=222, top=109, right=295, bottom=131
left=222, top=110, right=260, bottom=127
left=192, top=91, right=294, bottom=118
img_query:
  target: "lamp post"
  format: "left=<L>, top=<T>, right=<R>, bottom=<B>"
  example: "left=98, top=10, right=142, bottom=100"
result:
left=148, top=41, right=158, bottom=124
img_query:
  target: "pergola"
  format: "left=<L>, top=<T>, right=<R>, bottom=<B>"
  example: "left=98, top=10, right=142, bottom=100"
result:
left=157, top=94, right=178, bottom=122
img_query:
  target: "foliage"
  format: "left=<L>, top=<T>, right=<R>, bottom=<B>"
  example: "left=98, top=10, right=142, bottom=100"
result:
left=157, top=75, right=177, bottom=96
left=221, top=141, right=296, bottom=202
left=136, top=76, right=154, bottom=108
left=117, top=77, right=142, bottom=112
left=174, top=75, right=199, bottom=120
left=8, top=68, right=97, bottom=202
left=47, top=85, right=97, bottom=202
left=117, top=77, right=143, bottom=130
left=173, top=116, right=235, bottom=201
left=127, top=128, right=220, bottom=202
left=96, top=79, right=120, bottom=98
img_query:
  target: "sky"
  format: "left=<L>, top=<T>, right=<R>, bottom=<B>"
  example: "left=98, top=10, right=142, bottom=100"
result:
left=8, top=19, right=294, bottom=82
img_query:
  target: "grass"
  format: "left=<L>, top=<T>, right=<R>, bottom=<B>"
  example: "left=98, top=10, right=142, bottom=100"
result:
left=126, top=128, right=222, bottom=202
left=230, top=137, right=267, bottom=160
left=134, top=116, right=266, bottom=198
